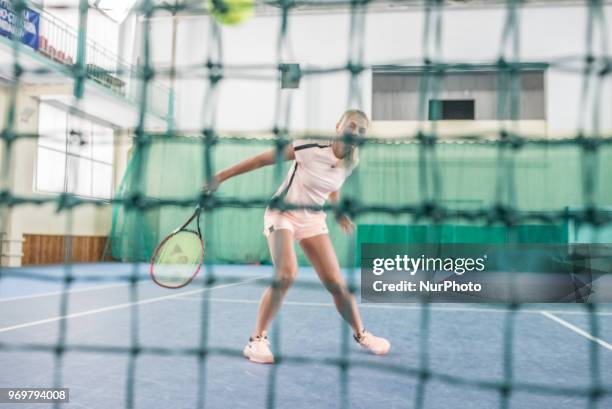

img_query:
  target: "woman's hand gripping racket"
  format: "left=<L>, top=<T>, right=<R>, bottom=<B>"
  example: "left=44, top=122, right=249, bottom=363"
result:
left=150, top=203, right=205, bottom=288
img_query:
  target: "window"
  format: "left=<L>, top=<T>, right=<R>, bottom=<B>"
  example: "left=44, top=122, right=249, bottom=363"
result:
left=36, top=103, right=114, bottom=199
left=372, top=66, right=546, bottom=121
left=428, top=100, right=475, bottom=120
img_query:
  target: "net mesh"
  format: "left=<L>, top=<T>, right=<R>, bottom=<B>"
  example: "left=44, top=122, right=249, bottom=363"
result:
left=1, top=0, right=611, bottom=408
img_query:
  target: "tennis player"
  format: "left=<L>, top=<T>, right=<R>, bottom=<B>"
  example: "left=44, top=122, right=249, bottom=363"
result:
left=210, top=110, right=390, bottom=364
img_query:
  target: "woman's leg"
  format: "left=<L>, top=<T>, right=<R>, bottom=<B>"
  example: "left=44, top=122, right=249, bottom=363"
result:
left=253, top=228, right=298, bottom=336
left=299, top=233, right=363, bottom=335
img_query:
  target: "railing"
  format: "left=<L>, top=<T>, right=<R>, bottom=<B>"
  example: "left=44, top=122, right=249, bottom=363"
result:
left=1, top=1, right=171, bottom=120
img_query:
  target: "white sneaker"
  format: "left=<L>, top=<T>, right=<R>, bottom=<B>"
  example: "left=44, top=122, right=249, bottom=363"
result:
left=243, top=334, right=274, bottom=364
left=354, top=329, right=391, bottom=355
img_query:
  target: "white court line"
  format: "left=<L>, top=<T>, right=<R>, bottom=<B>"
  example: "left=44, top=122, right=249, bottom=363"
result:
left=540, top=311, right=612, bottom=351
left=0, top=283, right=127, bottom=303
left=175, top=296, right=612, bottom=316
left=0, top=276, right=265, bottom=334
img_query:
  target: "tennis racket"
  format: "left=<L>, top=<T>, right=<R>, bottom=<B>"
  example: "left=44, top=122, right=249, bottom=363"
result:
left=150, top=204, right=205, bottom=289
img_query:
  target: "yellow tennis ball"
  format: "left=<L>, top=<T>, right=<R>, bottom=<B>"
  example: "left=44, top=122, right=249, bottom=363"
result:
left=207, top=0, right=255, bottom=26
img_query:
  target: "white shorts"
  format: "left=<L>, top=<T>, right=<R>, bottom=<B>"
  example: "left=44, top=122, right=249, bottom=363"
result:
left=263, top=208, right=329, bottom=241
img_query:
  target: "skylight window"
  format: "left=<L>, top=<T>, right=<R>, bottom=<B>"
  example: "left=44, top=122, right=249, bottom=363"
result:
left=91, top=0, right=138, bottom=22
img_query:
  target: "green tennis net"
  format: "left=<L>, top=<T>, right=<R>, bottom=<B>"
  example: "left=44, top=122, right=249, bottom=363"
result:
left=1, top=1, right=611, bottom=409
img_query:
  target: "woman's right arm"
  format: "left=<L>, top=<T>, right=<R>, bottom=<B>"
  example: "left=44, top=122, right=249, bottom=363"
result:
left=208, top=144, right=295, bottom=188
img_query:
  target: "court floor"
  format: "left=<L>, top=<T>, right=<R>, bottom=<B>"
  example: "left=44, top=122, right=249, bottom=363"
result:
left=0, top=264, right=611, bottom=409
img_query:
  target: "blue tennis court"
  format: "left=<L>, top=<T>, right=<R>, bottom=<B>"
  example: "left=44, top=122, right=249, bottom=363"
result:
left=1, top=263, right=611, bottom=409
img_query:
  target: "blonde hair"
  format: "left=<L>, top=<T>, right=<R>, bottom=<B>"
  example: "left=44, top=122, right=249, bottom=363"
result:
left=336, top=109, right=369, bottom=168
left=338, top=109, right=370, bottom=128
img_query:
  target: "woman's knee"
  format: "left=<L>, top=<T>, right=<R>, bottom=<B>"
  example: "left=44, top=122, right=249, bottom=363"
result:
left=273, top=265, right=297, bottom=290
left=322, top=279, right=350, bottom=297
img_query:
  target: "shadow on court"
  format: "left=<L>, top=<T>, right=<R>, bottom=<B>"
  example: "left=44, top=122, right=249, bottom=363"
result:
left=0, top=264, right=611, bottom=409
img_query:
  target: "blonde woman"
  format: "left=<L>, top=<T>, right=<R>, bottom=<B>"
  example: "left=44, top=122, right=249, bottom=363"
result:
left=211, top=110, right=390, bottom=364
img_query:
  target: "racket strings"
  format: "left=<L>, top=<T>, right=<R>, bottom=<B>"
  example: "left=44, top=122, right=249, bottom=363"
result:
left=152, top=230, right=204, bottom=288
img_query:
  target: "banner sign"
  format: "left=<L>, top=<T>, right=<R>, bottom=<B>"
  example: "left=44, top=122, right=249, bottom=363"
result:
left=0, top=1, right=40, bottom=50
